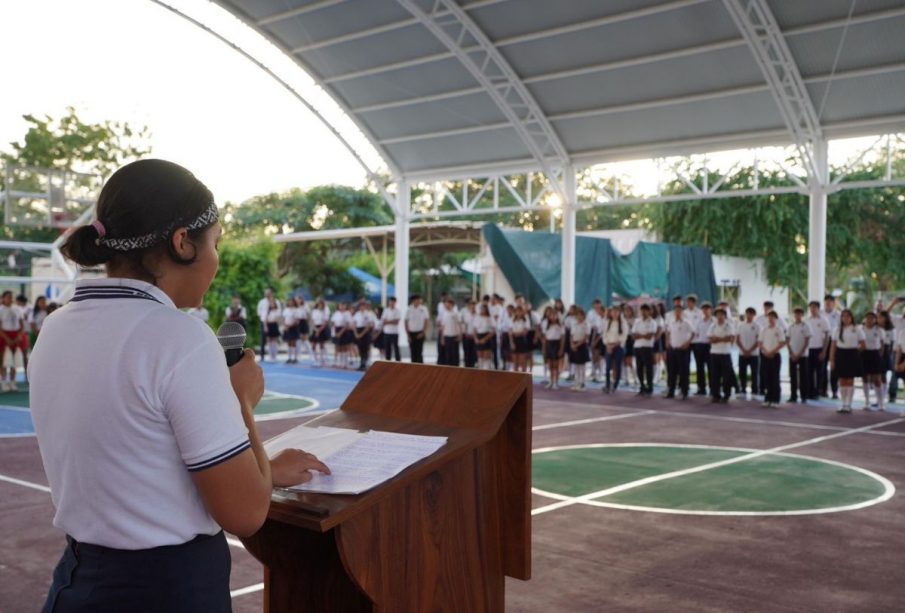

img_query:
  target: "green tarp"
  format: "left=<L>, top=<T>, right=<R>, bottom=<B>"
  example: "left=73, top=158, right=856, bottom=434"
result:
left=482, top=224, right=716, bottom=308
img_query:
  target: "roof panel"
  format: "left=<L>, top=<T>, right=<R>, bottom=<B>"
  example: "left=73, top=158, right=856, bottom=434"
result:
left=552, top=92, right=785, bottom=153
left=807, top=71, right=905, bottom=124
left=262, top=0, right=412, bottom=46
left=787, top=15, right=905, bottom=76
left=769, top=0, right=905, bottom=28
left=384, top=127, right=531, bottom=173
left=361, top=92, right=507, bottom=140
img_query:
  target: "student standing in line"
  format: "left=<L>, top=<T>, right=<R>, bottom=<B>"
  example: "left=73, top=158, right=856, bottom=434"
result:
left=632, top=304, right=658, bottom=397
left=309, top=298, right=331, bottom=367
left=758, top=311, right=786, bottom=408
left=14, top=295, right=32, bottom=376
left=830, top=309, right=865, bottom=414
left=878, top=310, right=896, bottom=405
left=541, top=308, right=565, bottom=390
left=296, top=297, right=313, bottom=360
left=509, top=306, right=531, bottom=373
left=665, top=302, right=694, bottom=400
left=281, top=297, right=301, bottom=365
left=568, top=308, right=590, bottom=392
left=861, top=312, right=885, bottom=411
left=474, top=304, right=495, bottom=370
left=225, top=294, right=248, bottom=331
left=708, top=307, right=735, bottom=404
left=31, top=296, right=49, bottom=343
left=438, top=297, right=462, bottom=367
left=654, top=302, right=668, bottom=382
left=895, top=322, right=905, bottom=403
left=786, top=307, right=811, bottom=403
left=823, top=294, right=842, bottom=398
left=684, top=294, right=702, bottom=331
left=602, top=307, right=627, bottom=394
left=622, top=304, right=637, bottom=388
left=692, top=302, right=713, bottom=396
left=331, top=302, right=351, bottom=368
left=806, top=300, right=831, bottom=400
left=491, top=295, right=507, bottom=370
left=380, top=297, right=402, bottom=362
left=0, top=291, right=24, bottom=392
left=736, top=307, right=760, bottom=398
left=256, top=288, right=278, bottom=360
left=588, top=299, right=605, bottom=382
left=461, top=299, right=478, bottom=368
left=755, top=301, right=787, bottom=396
left=405, top=295, right=429, bottom=364
left=264, top=299, right=283, bottom=362
left=352, top=301, right=376, bottom=371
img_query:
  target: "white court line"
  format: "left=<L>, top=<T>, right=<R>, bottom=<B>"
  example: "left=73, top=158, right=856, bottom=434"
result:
left=0, top=405, right=31, bottom=413
left=531, top=417, right=905, bottom=516
left=230, top=582, right=264, bottom=598
left=0, top=472, right=51, bottom=493
left=533, top=411, right=653, bottom=431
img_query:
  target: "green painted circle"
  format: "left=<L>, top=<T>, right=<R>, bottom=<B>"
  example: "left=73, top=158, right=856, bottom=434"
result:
left=254, top=396, right=316, bottom=416
left=533, top=445, right=893, bottom=515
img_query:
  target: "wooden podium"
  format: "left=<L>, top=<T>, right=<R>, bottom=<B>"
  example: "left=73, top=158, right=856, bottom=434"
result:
left=241, top=362, right=532, bottom=612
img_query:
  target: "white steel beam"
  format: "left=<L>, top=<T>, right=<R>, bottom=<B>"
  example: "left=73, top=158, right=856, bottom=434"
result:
left=808, top=139, right=828, bottom=302
left=394, top=182, right=411, bottom=347
left=560, top=166, right=577, bottom=306
left=721, top=0, right=823, bottom=180
left=395, top=0, right=570, bottom=196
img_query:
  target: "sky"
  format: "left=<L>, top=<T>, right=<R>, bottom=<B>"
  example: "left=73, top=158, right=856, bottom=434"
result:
left=0, top=0, right=377, bottom=204
left=0, top=0, right=886, bottom=207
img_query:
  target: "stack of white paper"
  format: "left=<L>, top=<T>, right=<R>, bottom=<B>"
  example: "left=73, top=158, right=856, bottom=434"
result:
left=267, top=425, right=448, bottom=495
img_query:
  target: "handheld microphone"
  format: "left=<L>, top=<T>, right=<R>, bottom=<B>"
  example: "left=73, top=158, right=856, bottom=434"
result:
left=216, top=321, right=247, bottom=367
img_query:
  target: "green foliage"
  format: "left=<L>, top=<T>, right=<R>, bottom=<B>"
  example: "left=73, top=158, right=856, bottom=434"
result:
left=204, top=237, right=284, bottom=346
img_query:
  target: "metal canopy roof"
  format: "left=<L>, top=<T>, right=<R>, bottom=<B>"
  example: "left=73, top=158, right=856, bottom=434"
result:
left=215, top=0, right=905, bottom=181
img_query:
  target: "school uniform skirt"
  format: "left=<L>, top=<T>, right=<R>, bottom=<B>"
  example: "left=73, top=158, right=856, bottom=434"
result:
left=624, top=335, right=635, bottom=357
left=266, top=322, right=281, bottom=339
left=43, top=532, right=230, bottom=613
left=476, top=335, right=493, bottom=351
left=299, top=320, right=310, bottom=336
left=310, top=326, right=330, bottom=343
left=282, top=324, right=300, bottom=342
left=513, top=334, right=532, bottom=354
left=544, top=340, right=563, bottom=361
left=571, top=342, right=590, bottom=364
left=834, top=348, right=862, bottom=379
left=862, top=349, right=883, bottom=376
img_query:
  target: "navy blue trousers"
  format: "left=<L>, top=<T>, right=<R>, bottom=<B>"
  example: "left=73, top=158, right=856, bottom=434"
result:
left=43, top=532, right=231, bottom=613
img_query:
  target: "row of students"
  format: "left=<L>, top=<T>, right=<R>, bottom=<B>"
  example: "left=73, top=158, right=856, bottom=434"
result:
left=0, top=292, right=55, bottom=392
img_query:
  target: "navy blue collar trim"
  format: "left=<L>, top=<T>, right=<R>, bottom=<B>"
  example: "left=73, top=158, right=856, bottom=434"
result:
left=70, top=285, right=163, bottom=304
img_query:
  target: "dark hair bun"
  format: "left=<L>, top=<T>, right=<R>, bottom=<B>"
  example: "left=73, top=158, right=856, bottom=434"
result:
left=62, top=224, right=116, bottom=267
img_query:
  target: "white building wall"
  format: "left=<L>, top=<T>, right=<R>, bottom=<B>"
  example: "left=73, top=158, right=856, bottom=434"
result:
left=712, top=255, right=790, bottom=319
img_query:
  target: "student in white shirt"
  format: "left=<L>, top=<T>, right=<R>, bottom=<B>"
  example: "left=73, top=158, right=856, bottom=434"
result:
left=281, top=297, right=302, bottom=364
left=861, top=312, right=885, bottom=411
left=257, top=288, right=279, bottom=360
left=473, top=304, right=495, bottom=370
left=895, top=326, right=905, bottom=399
left=225, top=294, right=248, bottom=330
left=602, top=307, right=628, bottom=394
left=353, top=301, right=376, bottom=371
left=264, top=298, right=282, bottom=362
left=632, top=304, right=658, bottom=396
left=30, top=159, right=327, bottom=610
left=14, top=294, right=32, bottom=376
left=31, top=295, right=49, bottom=340
left=621, top=304, right=637, bottom=388
left=380, top=297, right=402, bottom=362
left=568, top=308, right=591, bottom=391
left=654, top=302, right=668, bottom=382
left=295, top=297, right=313, bottom=359
left=0, top=291, right=25, bottom=392
left=692, top=302, right=713, bottom=396
left=509, top=306, right=532, bottom=373
left=830, top=309, right=866, bottom=413
left=878, top=310, right=897, bottom=405
left=806, top=300, right=831, bottom=400
left=823, top=294, right=842, bottom=398
left=665, top=302, right=694, bottom=399
left=588, top=299, right=605, bottom=382
left=736, top=307, right=760, bottom=397
left=438, top=298, right=462, bottom=366
left=331, top=302, right=353, bottom=368
left=500, top=303, right=515, bottom=371
left=309, top=298, right=331, bottom=366
left=405, top=295, right=430, bottom=364
left=787, top=307, right=811, bottom=403
left=541, top=308, right=565, bottom=390
left=758, top=311, right=787, bottom=407
left=708, top=307, right=736, bottom=403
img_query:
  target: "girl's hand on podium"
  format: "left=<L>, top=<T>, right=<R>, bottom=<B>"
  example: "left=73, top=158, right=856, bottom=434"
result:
left=271, top=449, right=331, bottom=487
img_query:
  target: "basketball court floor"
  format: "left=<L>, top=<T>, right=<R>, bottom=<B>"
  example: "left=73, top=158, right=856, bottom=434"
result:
left=2, top=360, right=904, bottom=611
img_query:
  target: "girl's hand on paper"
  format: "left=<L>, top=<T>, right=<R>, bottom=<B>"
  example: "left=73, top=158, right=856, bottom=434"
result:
left=271, top=449, right=331, bottom=487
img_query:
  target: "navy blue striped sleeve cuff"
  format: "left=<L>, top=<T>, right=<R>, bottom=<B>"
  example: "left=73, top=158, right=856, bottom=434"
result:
left=186, top=440, right=252, bottom=472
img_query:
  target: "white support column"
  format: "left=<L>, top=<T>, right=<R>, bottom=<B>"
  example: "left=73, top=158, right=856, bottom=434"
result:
left=560, top=165, right=577, bottom=306
left=394, top=181, right=411, bottom=346
left=808, top=139, right=829, bottom=302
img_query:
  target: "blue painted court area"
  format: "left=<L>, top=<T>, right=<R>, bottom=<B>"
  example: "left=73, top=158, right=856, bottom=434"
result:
left=259, top=362, right=361, bottom=415
left=0, top=407, right=33, bottom=437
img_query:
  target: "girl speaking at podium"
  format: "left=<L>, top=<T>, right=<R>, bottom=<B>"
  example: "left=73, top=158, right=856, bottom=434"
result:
left=29, top=159, right=328, bottom=612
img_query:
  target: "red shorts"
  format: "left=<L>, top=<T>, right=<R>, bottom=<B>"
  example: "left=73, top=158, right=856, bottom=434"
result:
left=0, top=332, right=23, bottom=359
left=18, top=331, right=29, bottom=351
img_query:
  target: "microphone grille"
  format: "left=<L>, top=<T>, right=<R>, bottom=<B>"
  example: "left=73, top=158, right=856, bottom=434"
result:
left=216, top=321, right=247, bottom=351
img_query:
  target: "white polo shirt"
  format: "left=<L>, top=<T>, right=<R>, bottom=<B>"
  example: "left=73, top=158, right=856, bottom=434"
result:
left=736, top=320, right=761, bottom=353
left=787, top=321, right=811, bottom=356
left=631, top=318, right=658, bottom=349
left=693, top=316, right=713, bottom=344
left=759, top=325, right=786, bottom=353
left=439, top=306, right=461, bottom=338
left=569, top=320, right=590, bottom=343
left=806, top=314, right=831, bottom=350
left=380, top=306, right=401, bottom=334
left=311, top=306, right=330, bottom=327
left=0, top=304, right=21, bottom=332
left=863, top=325, right=884, bottom=351
left=707, top=321, right=735, bottom=355
left=474, top=314, right=493, bottom=336
left=833, top=325, right=865, bottom=349
left=29, top=278, right=249, bottom=550
left=405, top=304, right=429, bottom=333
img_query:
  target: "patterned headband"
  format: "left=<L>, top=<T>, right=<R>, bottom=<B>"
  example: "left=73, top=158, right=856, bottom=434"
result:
left=97, top=203, right=219, bottom=251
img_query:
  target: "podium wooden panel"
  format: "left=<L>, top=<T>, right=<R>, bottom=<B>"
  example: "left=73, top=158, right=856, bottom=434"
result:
left=241, top=362, right=532, bottom=612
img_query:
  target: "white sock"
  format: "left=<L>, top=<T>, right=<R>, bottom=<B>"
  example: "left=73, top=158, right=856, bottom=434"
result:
left=881, top=383, right=888, bottom=403
left=863, top=381, right=871, bottom=406
left=843, top=386, right=853, bottom=408
left=876, top=384, right=884, bottom=410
